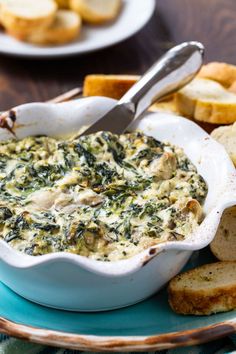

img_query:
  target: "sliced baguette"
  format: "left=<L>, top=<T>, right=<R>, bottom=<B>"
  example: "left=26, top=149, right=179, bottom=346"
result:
left=175, top=78, right=236, bottom=124
left=55, top=0, right=69, bottom=8
left=198, top=62, right=236, bottom=88
left=28, top=10, right=81, bottom=45
left=211, top=123, right=236, bottom=166
left=83, top=74, right=140, bottom=99
left=168, top=261, right=236, bottom=315
left=210, top=207, right=236, bottom=261
left=69, top=0, right=121, bottom=24
left=0, top=0, right=57, bottom=40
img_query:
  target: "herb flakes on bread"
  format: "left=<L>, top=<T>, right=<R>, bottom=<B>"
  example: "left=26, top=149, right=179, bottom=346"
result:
left=168, top=261, right=236, bottom=315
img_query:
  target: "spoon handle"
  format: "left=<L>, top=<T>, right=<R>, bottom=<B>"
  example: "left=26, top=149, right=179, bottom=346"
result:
left=119, top=41, right=204, bottom=118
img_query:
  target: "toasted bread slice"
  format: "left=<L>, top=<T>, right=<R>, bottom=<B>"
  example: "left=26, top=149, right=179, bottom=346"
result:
left=175, top=78, right=236, bottom=124
left=69, top=0, right=121, bottom=24
left=168, top=261, right=236, bottom=315
left=211, top=123, right=236, bottom=166
left=198, top=62, right=236, bottom=88
left=55, top=0, right=69, bottom=8
left=210, top=207, right=236, bottom=261
left=83, top=74, right=140, bottom=99
left=0, top=0, right=57, bottom=40
left=28, top=10, right=81, bottom=45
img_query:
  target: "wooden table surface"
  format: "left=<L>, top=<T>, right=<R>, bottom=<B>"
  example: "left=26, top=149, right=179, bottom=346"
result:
left=1, top=0, right=236, bottom=111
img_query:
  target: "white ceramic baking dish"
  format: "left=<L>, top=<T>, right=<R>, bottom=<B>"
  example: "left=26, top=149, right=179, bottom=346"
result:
left=0, top=97, right=235, bottom=311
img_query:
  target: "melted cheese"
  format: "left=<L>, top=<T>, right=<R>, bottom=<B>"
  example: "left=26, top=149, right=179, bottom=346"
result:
left=0, top=131, right=207, bottom=261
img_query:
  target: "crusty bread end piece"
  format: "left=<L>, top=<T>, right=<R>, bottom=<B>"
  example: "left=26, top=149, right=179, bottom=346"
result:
left=175, top=78, right=236, bottom=124
left=210, top=207, right=236, bottom=261
left=0, top=0, right=57, bottom=40
left=28, top=10, right=81, bottom=45
left=168, top=261, right=236, bottom=315
left=198, top=62, right=236, bottom=88
left=83, top=74, right=140, bottom=99
left=69, top=0, right=121, bottom=24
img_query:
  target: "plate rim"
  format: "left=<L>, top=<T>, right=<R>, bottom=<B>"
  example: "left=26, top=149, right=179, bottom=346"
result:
left=0, top=316, right=235, bottom=351
left=0, top=0, right=155, bottom=59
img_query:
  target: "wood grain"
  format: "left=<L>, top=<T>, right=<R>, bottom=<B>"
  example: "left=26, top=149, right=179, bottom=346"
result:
left=0, top=0, right=236, bottom=110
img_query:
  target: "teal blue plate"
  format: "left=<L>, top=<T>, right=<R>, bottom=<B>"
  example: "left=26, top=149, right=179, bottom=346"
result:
left=0, top=248, right=235, bottom=352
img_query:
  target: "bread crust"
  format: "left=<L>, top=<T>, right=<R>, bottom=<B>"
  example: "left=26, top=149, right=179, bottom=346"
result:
left=194, top=101, right=236, bottom=124
left=168, top=262, right=236, bottom=315
left=83, top=74, right=139, bottom=99
left=169, top=285, right=236, bottom=315
left=198, top=62, right=236, bottom=88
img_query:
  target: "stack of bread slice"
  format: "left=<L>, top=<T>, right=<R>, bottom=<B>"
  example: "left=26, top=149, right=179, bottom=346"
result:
left=0, top=0, right=81, bottom=45
left=83, top=63, right=236, bottom=123
left=0, top=0, right=121, bottom=45
left=0, top=0, right=58, bottom=40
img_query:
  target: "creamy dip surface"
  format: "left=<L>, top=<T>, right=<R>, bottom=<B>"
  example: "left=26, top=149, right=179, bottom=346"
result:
left=0, top=131, right=207, bottom=261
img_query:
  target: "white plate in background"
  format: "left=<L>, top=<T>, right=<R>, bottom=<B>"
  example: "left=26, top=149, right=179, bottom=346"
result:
left=0, top=0, right=155, bottom=58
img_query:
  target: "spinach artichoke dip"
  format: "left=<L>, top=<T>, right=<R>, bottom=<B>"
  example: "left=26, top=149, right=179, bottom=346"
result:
left=0, top=131, right=207, bottom=261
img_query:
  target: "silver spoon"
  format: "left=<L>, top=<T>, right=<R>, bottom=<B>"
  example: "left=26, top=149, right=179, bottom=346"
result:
left=81, top=41, right=204, bottom=136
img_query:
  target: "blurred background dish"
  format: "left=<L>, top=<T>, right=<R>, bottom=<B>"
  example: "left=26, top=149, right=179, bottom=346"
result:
left=0, top=0, right=155, bottom=58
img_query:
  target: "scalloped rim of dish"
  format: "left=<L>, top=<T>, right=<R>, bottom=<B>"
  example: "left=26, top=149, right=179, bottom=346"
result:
left=0, top=97, right=235, bottom=276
